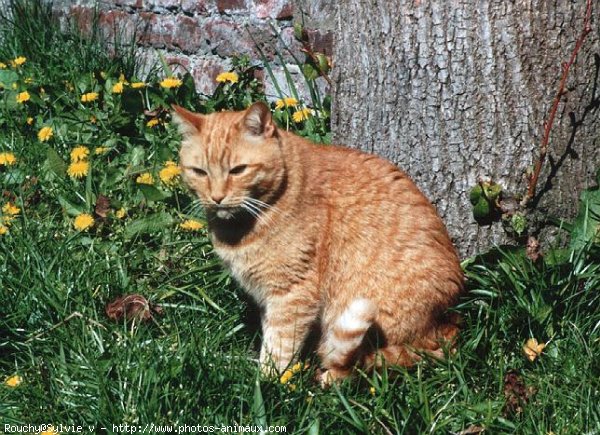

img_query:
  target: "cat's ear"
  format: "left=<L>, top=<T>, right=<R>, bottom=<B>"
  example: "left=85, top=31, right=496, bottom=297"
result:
left=243, top=102, right=276, bottom=138
left=171, top=105, right=204, bottom=137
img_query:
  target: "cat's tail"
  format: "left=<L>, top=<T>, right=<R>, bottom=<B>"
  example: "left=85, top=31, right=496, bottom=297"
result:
left=320, top=298, right=378, bottom=369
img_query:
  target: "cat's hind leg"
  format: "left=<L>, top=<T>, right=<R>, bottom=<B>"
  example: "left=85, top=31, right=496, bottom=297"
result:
left=317, top=298, right=377, bottom=387
left=362, top=318, right=461, bottom=370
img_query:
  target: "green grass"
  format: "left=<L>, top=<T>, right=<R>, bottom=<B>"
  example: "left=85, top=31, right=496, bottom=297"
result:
left=1, top=2, right=599, bottom=434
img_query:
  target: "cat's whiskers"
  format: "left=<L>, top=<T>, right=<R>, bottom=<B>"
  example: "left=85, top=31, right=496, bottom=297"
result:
left=240, top=202, right=271, bottom=228
left=245, top=197, right=280, bottom=214
left=186, top=198, right=209, bottom=216
left=240, top=202, right=259, bottom=218
left=241, top=200, right=273, bottom=227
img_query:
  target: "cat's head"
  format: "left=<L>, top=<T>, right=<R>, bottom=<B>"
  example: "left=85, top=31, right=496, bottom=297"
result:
left=173, top=102, right=286, bottom=220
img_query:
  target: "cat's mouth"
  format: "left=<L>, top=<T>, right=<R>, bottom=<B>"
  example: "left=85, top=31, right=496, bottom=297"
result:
left=210, top=204, right=243, bottom=220
left=209, top=200, right=263, bottom=221
left=215, top=207, right=236, bottom=220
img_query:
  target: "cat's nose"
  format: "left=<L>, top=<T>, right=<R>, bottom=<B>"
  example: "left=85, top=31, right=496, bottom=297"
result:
left=211, top=194, right=226, bottom=204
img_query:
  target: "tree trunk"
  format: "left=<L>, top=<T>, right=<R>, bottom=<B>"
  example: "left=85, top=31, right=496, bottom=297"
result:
left=331, top=0, right=600, bottom=257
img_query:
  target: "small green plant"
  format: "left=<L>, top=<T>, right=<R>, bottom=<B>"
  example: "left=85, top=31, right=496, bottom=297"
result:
left=250, top=23, right=332, bottom=144
left=469, top=179, right=503, bottom=221
left=292, top=22, right=332, bottom=85
left=204, top=55, right=265, bottom=112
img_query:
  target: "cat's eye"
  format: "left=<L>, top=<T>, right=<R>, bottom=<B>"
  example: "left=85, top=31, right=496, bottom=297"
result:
left=229, top=165, right=248, bottom=175
left=190, top=167, right=207, bottom=177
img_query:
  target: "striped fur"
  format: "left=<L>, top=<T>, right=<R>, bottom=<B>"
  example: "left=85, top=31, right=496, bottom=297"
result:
left=174, top=102, right=464, bottom=384
left=320, top=298, right=378, bottom=369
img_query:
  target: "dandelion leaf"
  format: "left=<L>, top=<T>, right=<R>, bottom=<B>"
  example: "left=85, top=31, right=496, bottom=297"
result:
left=44, top=147, right=67, bottom=178
left=58, top=195, right=85, bottom=216
left=3, top=168, right=25, bottom=185
left=124, top=212, right=173, bottom=239
left=138, top=184, right=171, bottom=202
left=0, top=70, right=18, bottom=87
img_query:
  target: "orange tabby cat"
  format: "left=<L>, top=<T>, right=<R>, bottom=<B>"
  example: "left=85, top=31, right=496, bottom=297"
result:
left=173, top=102, right=463, bottom=385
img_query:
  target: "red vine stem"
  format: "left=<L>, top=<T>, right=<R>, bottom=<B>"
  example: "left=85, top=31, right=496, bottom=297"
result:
left=522, top=0, right=593, bottom=206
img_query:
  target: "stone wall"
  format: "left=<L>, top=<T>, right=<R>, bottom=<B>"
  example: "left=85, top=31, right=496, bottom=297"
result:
left=51, top=0, right=333, bottom=101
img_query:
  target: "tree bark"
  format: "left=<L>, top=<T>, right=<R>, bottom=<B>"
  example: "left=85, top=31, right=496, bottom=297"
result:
left=332, top=0, right=600, bottom=257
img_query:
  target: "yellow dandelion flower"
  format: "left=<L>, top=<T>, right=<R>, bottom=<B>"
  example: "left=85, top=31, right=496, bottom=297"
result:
left=131, top=82, right=146, bottom=89
left=5, top=374, right=22, bottom=387
left=146, top=118, right=160, bottom=128
left=280, top=369, right=294, bottom=385
left=523, top=338, right=546, bottom=362
left=0, top=224, right=8, bottom=235
left=37, top=126, right=53, bottom=142
left=81, top=92, right=99, bottom=103
left=73, top=213, right=94, bottom=231
left=216, top=71, right=239, bottom=84
left=94, top=147, right=109, bottom=155
left=159, top=77, right=182, bottom=89
left=26, top=117, right=34, bottom=125
left=280, top=361, right=303, bottom=385
left=292, top=108, right=313, bottom=123
left=16, top=91, right=30, bottom=104
left=275, top=97, right=299, bottom=110
left=159, top=161, right=181, bottom=186
left=112, top=82, right=124, bottom=94
left=67, top=161, right=90, bottom=179
left=70, top=146, right=89, bottom=162
left=2, top=202, right=20, bottom=226
left=2, top=202, right=20, bottom=216
left=40, top=426, right=59, bottom=435
left=0, top=152, right=17, bottom=166
left=115, top=208, right=126, bottom=219
left=0, top=62, right=7, bottom=69
left=369, top=386, right=376, bottom=396
left=136, top=172, right=154, bottom=185
left=179, top=219, right=204, bottom=231
left=11, top=56, right=26, bottom=67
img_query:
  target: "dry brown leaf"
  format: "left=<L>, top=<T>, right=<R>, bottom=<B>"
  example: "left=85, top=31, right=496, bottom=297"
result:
left=523, top=338, right=546, bottom=362
left=526, top=236, right=542, bottom=262
left=456, top=425, right=485, bottom=435
left=95, top=194, right=111, bottom=218
left=503, top=370, right=536, bottom=415
left=105, top=294, right=162, bottom=322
